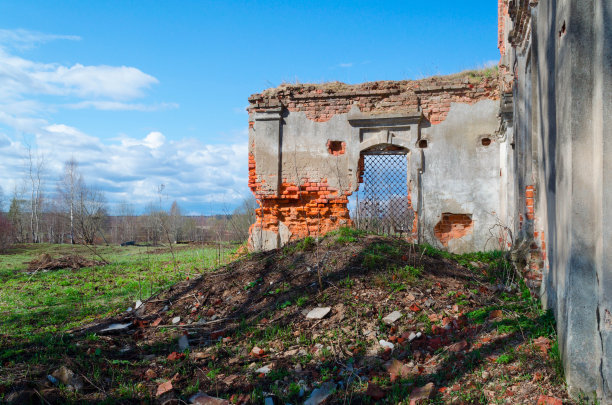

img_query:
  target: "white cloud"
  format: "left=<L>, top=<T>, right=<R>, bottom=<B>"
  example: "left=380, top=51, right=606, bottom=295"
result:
left=338, top=62, right=353, bottom=68
left=65, top=100, right=178, bottom=111
left=143, top=131, right=165, bottom=149
left=0, top=29, right=166, bottom=110
left=0, top=129, right=249, bottom=213
left=0, top=28, right=80, bottom=50
left=32, top=63, right=158, bottom=100
left=0, top=51, right=159, bottom=101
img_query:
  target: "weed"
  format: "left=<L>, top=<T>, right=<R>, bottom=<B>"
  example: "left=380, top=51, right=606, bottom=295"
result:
left=267, top=368, right=290, bottom=381
left=339, top=276, right=354, bottom=289
left=416, top=312, right=433, bottom=334
left=363, top=252, right=386, bottom=270
left=496, top=353, right=513, bottom=364
left=245, top=278, right=262, bottom=290
left=329, top=226, right=365, bottom=243
left=278, top=300, right=292, bottom=309
left=284, top=236, right=316, bottom=255
left=183, top=379, right=200, bottom=395
left=421, top=243, right=453, bottom=259
left=397, top=264, right=422, bottom=280
left=549, top=339, right=564, bottom=382
left=288, top=381, right=301, bottom=398
left=466, top=306, right=496, bottom=324
left=206, top=364, right=221, bottom=380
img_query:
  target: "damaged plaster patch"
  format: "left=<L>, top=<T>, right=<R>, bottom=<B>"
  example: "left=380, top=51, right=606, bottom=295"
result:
left=278, top=221, right=292, bottom=246
left=326, top=140, right=346, bottom=156
left=434, top=213, right=473, bottom=247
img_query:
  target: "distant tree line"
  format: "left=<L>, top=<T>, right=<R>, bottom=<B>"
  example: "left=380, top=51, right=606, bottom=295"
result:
left=0, top=155, right=256, bottom=250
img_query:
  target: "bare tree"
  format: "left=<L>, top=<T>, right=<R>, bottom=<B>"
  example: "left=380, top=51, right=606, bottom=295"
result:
left=74, top=185, right=108, bottom=244
left=25, top=144, right=45, bottom=243
left=55, top=158, right=109, bottom=245
left=116, top=201, right=137, bottom=243
left=58, top=158, right=83, bottom=244
left=44, top=198, right=69, bottom=243
left=144, top=202, right=162, bottom=245
left=227, top=196, right=257, bottom=242
left=169, top=200, right=185, bottom=243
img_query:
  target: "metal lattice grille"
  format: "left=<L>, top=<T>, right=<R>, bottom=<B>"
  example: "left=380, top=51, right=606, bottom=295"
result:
left=355, top=153, right=414, bottom=235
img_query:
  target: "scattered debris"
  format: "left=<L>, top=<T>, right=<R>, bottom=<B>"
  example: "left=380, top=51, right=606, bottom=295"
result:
left=534, top=336, right=552, bottom=355
left=537, top=395, right=563, bottom=405
left=156, top=380, right=173, bottom=397
left=6, top=234, right=575, bottom=404
left=447, top=340, right=468, bottom=352
left=157, top=373, right=179, bottom=397
left=178, top=334, right=190, bottom=351
left=386, top=359, right=412, bottom=382
left=304, top=382, right=336, bottom=405
left=382, top=310, right=402, bottom=324
left=250, top=346, right=265, bottom=357
left=99, top=322, right=131, bottom=334
left=409, top=382, right=435, bottom=404
left=489, top=309, right=503, bottom=320
left=50, top=366, right=84, bottom=392
left=255, top=364, right=272, bottom=375
left=306, top=307, right=331, bottom=320
left=190, top=393, right=230, bottom=405
left=167, top=352, right=185, bottom=361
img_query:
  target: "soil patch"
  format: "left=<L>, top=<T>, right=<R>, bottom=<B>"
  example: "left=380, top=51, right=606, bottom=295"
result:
left=26, top=254, right=107, bottom=271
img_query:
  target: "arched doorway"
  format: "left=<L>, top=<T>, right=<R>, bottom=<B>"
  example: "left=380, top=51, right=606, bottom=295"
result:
left=352, top=144, right=415, bottom=236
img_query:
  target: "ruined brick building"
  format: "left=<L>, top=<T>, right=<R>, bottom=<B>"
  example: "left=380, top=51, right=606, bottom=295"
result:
left=247, top=75, right=502, bottom=253
left=247, top=0, right=611, bottom=402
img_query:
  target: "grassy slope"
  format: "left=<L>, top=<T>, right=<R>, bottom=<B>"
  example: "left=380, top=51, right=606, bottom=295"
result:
left=0, top=243, right=236, bottom=338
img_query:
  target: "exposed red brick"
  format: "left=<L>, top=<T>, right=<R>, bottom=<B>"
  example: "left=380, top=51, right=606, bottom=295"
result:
left=248, top=74, right=499, bottom=125
left=326, top=140, right=346, bottom=156
left=433, top=213, right=473, bottom=247
left=249, top=170, right=352, bottom=242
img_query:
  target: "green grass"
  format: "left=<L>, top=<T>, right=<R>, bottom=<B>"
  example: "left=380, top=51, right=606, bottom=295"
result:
left=362, top=241, right=402, bottom=270
left=328, top=226, right=365, bottom=244
left=0, top=243, right=236, bottom=340
left=282, top=236, right=316, bottom=255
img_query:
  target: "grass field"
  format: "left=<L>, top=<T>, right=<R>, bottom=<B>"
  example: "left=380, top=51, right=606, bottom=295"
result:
left=0, top=243, right=237, bottom=339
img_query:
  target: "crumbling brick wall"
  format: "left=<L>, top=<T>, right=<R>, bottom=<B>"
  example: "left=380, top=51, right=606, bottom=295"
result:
left=248, top=72, right=500, bottom=252
left=249, top=75, right=498, bottom=125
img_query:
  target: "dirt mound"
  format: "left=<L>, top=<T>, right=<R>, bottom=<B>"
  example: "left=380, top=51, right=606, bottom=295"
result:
left=7, top=230, right=570, bottom=404
left=27, top=253, right=106, bottom=271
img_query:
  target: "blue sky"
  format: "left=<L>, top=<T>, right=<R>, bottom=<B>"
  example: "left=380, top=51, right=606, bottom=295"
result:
left=0, top=1, right=499, bottom=214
